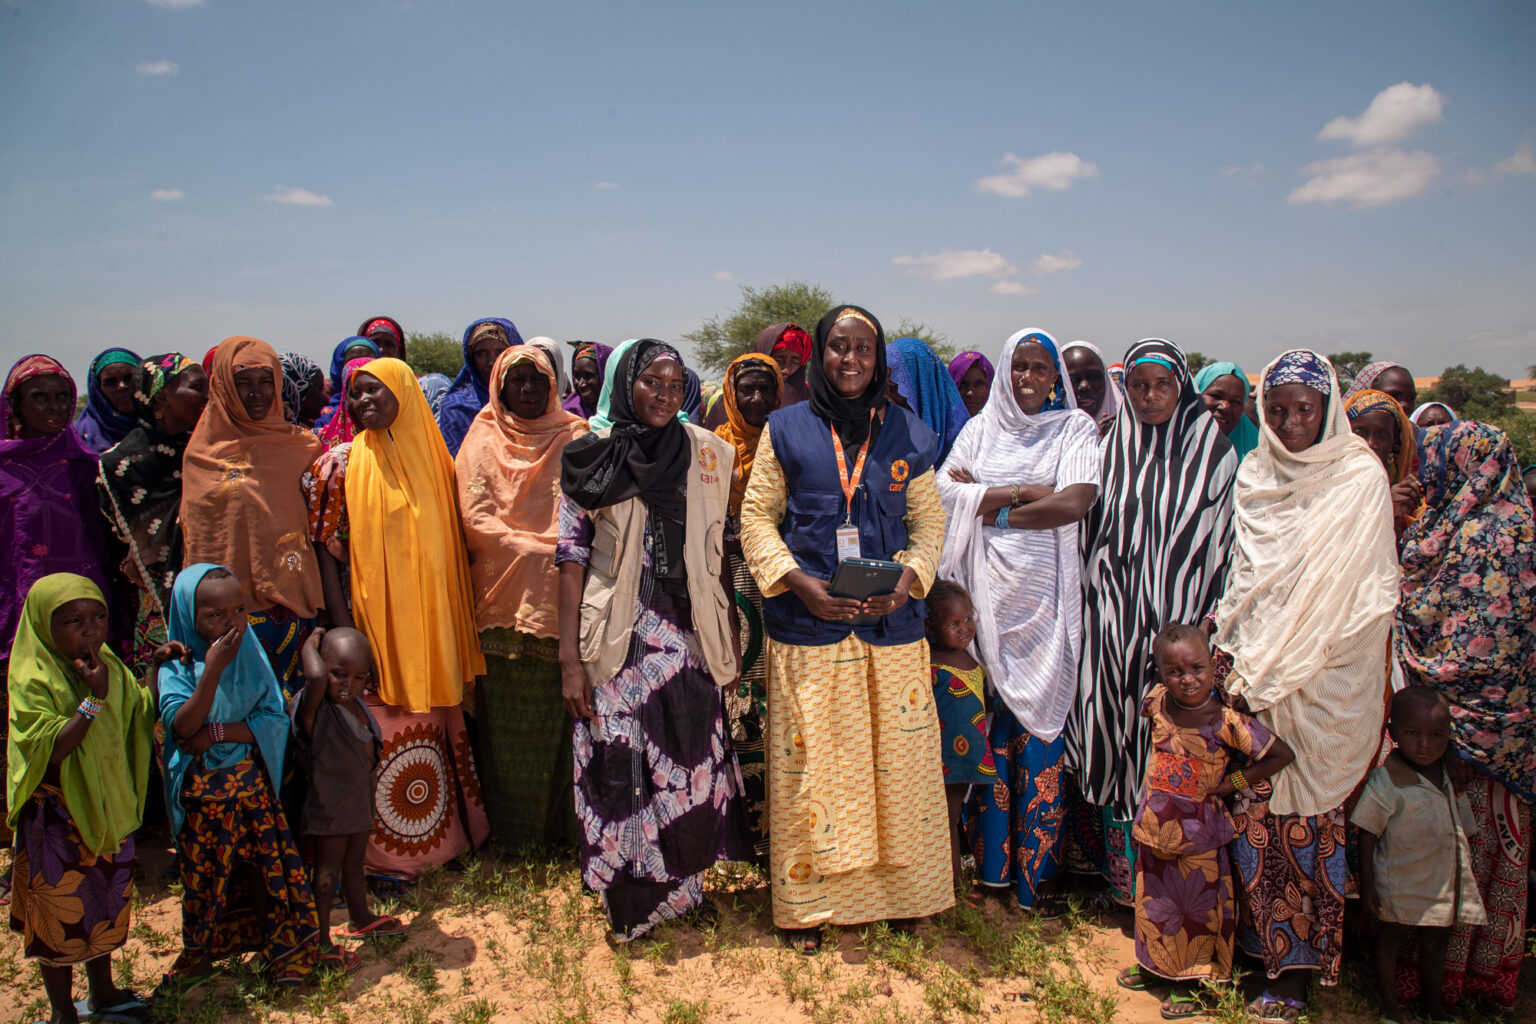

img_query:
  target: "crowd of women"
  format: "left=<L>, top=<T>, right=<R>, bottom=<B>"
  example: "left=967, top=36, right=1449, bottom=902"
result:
left=4, top=309, right=1534, bottom=1024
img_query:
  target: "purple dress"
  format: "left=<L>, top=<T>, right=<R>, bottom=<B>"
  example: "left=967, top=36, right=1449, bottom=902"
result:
left=556, top=495, right=752, bottom=940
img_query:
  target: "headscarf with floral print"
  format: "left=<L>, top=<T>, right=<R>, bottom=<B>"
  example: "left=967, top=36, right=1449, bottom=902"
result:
left=1396, top=420, right=1536, bottom=801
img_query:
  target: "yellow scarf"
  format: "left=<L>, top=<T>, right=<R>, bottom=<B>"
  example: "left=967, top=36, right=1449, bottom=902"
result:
left=346, top=358, right=485, bottom=711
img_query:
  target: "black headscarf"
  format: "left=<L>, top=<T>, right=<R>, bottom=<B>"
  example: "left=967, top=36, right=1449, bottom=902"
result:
left=810, top=304, right=888, bottom=449
left=561, top=339, right=692, bottom=588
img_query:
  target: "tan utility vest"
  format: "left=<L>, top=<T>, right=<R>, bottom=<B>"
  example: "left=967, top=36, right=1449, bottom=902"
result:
left=577, top=423, right=738, bottom=688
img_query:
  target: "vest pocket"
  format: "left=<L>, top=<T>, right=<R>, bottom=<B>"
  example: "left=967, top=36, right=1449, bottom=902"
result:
left=589, top=516, right=623, bottom=578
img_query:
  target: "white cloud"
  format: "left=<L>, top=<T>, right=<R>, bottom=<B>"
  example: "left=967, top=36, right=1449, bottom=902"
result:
left=892, top=248, right=1016, bottom=281
left=145, top=0, right=205, bottom=9
left=975, top=151, right=1098, bottom=198
left=1029, top=250, right=1082, bottom=276
left=135, top=59, right=177, bottom=76
left=712, top=270, right=736, bottom=281
left=1222, top=161, right=1264, bottom=178
left=592, top=181, right=619, bottom=190
left=1492, top=140, right=1536, bottom=178
left=149, top=188, right=183, bottom=201
left=1317, top=82, right=1444, bottom=147
left=989, top=281, right=1038, bottom=296
left=263, top=186, right=333, bottom=207
left=1287, top=149, right=1440, bottom=208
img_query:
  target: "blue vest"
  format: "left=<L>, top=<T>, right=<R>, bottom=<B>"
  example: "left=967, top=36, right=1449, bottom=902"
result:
left=763, top=402, right=937, bottom=647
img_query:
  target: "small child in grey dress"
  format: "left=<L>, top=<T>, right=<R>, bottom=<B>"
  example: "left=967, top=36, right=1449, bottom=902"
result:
left=291, top=627, right=405, bottom=966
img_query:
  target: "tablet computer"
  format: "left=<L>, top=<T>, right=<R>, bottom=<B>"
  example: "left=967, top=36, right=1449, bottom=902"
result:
left=829, top=558, right=906, bottom=626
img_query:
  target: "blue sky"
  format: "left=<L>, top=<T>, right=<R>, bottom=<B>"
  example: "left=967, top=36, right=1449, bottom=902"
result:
left=3, top=0, right=1533, bottom=385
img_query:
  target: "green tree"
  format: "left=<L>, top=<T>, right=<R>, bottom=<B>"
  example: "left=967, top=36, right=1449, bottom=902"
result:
left=886, top=317, right=956, bottom=364
left=406, top=331, right=463, bottom=378
left=1486, top=410, right=1536, bottom=466
left=1429, top=365, right=1513, bottom=422
left=1185, top=351, right=1211, bottom=375
left=683, top=282, right=835, bottom=376
left=1325, top=350, right=1375, bottom=391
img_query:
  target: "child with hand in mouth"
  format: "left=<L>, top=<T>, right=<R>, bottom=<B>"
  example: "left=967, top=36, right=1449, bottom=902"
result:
left=292, top=626, right=404, bottom=965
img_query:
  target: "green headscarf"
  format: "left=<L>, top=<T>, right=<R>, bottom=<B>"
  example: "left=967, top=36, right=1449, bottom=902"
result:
left=6, top=574, right=154, bottom=855
left=1193, top=360, right=1259, bottom=461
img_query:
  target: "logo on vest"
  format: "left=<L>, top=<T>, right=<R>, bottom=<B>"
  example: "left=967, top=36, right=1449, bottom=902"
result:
left=889, top=458, right=909, bottom=491
left=698, top=447, right=718, bottom=473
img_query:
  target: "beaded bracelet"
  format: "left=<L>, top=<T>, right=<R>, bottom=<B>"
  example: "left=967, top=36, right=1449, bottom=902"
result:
left=993, top=505, right=1011, bottom=530
left=1228, top=769, right=1248, bottom=792
left=210, top=721, right=224, bottom=744
left=77, top=695, right=104, bottom=721
left=1010, top=483, right=1021, bottom=507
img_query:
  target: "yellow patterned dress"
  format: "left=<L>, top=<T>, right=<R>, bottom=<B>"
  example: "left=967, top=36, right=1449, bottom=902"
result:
left=740, top=426, right=953, bottom=929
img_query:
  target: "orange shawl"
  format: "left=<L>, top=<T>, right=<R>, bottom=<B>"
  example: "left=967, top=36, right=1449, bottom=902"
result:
left=346, top=358, right=485, bottom=712
left=1345, top=387, right=1425, bottom=531
left=180, top=336, right=324, bottom=616
left=714, top=352, right=783, bottom=515
left=455, top=346, right=588, bottom=636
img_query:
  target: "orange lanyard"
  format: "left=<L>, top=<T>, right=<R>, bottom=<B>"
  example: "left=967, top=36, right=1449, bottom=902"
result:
left=831, top=413, right=874, bottom=520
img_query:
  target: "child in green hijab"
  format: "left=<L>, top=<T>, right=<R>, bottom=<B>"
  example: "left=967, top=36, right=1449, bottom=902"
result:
left=7, top=573, right=182, bottom=1024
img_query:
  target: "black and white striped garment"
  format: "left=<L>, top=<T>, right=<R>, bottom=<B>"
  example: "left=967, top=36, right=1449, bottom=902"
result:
left=1063, top=338, right=1239, bottom=819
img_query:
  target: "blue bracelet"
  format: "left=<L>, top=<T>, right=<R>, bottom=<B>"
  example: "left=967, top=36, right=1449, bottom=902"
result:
left=994, top=505, right=1011, bottom=530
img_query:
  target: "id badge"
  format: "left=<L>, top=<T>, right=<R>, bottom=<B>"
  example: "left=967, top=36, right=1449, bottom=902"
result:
left=835, top=523, right=861, bottom=562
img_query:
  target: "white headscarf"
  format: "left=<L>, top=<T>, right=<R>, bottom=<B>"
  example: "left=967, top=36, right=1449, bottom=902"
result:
left=527, top=337, right=569, bottom=397
left=1214, top=349, right=1398, bottom=817
left=1409, top=401, right=1456, bottom=425
left=1060, top=340, right=1120, bottom=421
left=936, top=328, right=1101, bottom=741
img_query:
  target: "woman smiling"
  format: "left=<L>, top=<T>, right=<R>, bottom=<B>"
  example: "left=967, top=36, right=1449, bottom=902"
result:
left=739, top=305, right=951, bottom=952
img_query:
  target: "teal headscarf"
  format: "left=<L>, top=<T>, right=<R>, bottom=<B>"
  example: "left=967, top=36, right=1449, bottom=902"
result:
left=158, top=562, right=290, bottom=842
left=588, top=338, right=694, bottom=429
left=1193, top=361, right=1259, bottom=461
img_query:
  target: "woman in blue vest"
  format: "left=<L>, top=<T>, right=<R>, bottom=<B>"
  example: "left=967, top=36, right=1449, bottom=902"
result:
left=739, top=304, right=951, bottom=953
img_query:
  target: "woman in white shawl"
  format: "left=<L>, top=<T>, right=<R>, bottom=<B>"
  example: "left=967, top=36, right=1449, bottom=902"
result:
left=936, top=329, right=1101, bottom=913
left=1065, top=338, right=1238, bottom=906
left=1214, top=349, right=1398, bottom=1022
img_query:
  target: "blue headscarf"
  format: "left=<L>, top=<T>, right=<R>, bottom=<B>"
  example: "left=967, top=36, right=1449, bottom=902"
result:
left=74, top=347, right=142, bottom=453
left=1193, top=360, right=1259, bottom=461
left=436, top=317, right=522, bottom=455
left=1262, top=350, right=1332, bottom=395
left=157, top=562, right=290, bottom=842
left=887, top=336, right=970, bottom=463
left=417, top=372, right=452, bottom=415
left=1016, top=331, right=1069, bottom=412
left=316, top=336, right=380, bottom=428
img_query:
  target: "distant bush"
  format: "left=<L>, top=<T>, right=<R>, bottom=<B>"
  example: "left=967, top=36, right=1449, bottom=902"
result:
left=407, top=332, right=463, bottom=378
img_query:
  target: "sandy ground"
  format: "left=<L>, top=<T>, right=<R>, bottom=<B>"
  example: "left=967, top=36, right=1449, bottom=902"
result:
left=3, top=840, right=1532, bottom=1024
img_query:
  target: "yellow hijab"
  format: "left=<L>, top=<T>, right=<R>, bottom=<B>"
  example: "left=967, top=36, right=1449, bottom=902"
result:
left=346, top=358, right=485, bottom=711
left=6, top=574, right=153, bottom=855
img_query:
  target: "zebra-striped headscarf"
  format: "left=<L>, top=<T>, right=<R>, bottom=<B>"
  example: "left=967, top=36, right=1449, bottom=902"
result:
left=1065, top=337, right=1239, bottom=818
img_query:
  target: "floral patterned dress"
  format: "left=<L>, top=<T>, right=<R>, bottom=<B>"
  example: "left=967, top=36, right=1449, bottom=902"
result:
left=1131, top=685, right=1273, bottom=983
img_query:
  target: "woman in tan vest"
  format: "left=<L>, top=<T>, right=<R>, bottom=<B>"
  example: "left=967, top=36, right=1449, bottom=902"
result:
left=557, top=338, right=753, bottom=942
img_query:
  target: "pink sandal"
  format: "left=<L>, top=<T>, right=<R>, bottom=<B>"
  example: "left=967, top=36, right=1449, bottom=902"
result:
left=337, top=914, right=407, bottom=940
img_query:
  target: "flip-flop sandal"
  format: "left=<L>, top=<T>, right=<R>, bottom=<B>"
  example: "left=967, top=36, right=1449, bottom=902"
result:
left=1116, top=966, right=1163, bottom=991
left=1247, top=995, right=1304, bottom=1024
left=1161, top=991, right=1204, bottom=1019
left=337, top=914, right=407, bottom=939
left=318, top=948, right=363, bottom=976
left=73, top=995, right=151, bottom=1023
left=887, top=918, right=919, bottom=936
left=1028, top=898, right=1067, bottom=921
